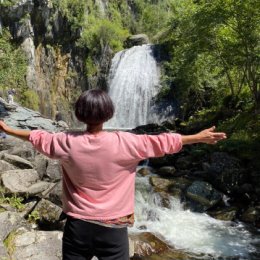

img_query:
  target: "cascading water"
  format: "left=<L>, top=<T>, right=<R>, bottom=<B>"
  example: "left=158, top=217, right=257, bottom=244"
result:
left=130, top=171, right=260, bottom=259
left=105, top=45, right=160, bottom=129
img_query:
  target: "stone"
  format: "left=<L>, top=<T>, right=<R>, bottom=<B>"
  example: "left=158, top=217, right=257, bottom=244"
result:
left=129, top=232, right=168, bottom=257
left=149, top=176, right=172, bottom=192
left=125, top=34, right=149, bottom=48
left=45, top=159, right=62, bottom=181
left=157, top=166, right=177, bottom=177
left=0, top=211, right=25, bottom=241
left=7, top=142, right=35, bottom=160
left=207, top=207, right=238, bottom=221
left=175, top=156, right=193, bottom=170
left=186, top=181, right=222, bottom=209
left=10, top=228, right=63, bottom=260
left=33, top=199, right=63, bottom=229
left=137, top=167, right=152, bottom=177
left=34, top=154, right=48, bottom=179
left=1, top=169, right=52, bottom=196
left=240, top=206, right=260, bottom=223
left=0, top=160, right=17, bottom=173
left=2, top=153, right=34, bottom=169
left=48, top=181, right=62, bottom=207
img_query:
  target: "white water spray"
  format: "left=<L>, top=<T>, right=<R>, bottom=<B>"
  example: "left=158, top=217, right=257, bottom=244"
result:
left=106, top=45, right=160, bottom=129
left=130, top=173, right=259, bottom=259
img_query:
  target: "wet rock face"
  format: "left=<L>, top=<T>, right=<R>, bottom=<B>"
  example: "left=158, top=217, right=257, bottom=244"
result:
left=129, top=232, right=168, bottom=258
left=125, top=34, right=150, bottom=48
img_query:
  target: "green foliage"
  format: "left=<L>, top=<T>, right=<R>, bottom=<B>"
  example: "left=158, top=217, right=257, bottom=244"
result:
left=53, top=0, right=87, bottom=31
left=20, top=89, right=40, bottom=111
left=161, top=0, right=260, bottom=116
left=0, top=194, right=25, bottom=211
left=0, top=0, right=19, bottom=7
left=85, top=57, right=98, bottom=77
left=28, top=210, right=40, bottom=223
left=0, top=29, right=27, bottom=95
left=79, top=17, right=129, bottom=54
left=3, top=230, right=17, bottom=256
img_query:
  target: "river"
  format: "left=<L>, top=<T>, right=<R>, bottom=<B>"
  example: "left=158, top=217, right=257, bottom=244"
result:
left=129, top=168, right=260, bottom=260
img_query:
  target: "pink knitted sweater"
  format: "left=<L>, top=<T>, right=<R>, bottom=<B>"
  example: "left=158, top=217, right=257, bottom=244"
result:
left=29, top=130, right=182, bottom=220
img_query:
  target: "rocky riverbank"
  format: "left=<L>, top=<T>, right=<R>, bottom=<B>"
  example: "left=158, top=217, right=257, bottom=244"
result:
left=133, top=123, right=260, bottom=228
left=0, top=102, right=259, bottom=260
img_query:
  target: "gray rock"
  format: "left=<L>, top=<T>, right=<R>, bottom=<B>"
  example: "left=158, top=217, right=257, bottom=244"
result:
left=7, top=142, right=35, bottom=160
left=125, top=34, right=149, bottom=47
left=34, top=154, right=48, bottom=179
left=0, top=211, right=25, bottom=241
left=33, top=199, right=62, bottom=228
left=10, top=228, right=62, bottom=260
left=15, top=18, right=34, bottom=40
left=0, top=160, right=17, bottom=173
left=48, top=181, right=62, bottom=207
left=1, top=169, right=52, bottom=196
left=2, top=153, right=34, bottom=169
left=0, top=136, right=25, bottom=151
left=186, top=181, right=222, bottom=209
left=45, top=159, right=62, bottom=182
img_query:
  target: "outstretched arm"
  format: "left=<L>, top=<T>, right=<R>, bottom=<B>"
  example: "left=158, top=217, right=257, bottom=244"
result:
left=181, top=126, right=226, bottom=145
left=0, top=121, right=31, bottom=141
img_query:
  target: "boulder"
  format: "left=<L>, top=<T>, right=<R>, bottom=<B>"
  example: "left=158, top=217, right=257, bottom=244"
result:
left=0, top=160, right=17, bottom=173
left=207, top=152, right=247, bottom=194
left=1, top=169, right=52, bottom=196
left=186, top=181, right=222, bottom=209
left=7, top=143, right=35, bottom=160
left=129, top=232, right=168, bottom=257
left=0, top=211, right=26, bottom=259
left=175, top=156, right=193, bottom=170
left=2, top=153, right=34, bottom=169
left=137, top=167, right=152, bottom=177
left=33, top=199, right=63, bottom=229
left=149, top=176, right=172, bottom=192
left=45, top=159, right=62, bottom=182
left=240, top=206, right=260, bottom=224
left=207, top=207, right=238, bottom=221
left=0, top=211, right=25, bottom=241
left=34, top=154, right=48, bottom=179
left=9, top=227, right=63, bottom=260
left=157, top=166, right=177, bottom=177
left=125, top=34, right=149, bottom=48
left=48, top=181, right=62, bottom=207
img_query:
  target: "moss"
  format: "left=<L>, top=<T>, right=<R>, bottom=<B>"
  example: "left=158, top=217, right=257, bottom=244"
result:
left=0, top=0, right=19, bottom=7
left=3, top=230, right=17, bottom=257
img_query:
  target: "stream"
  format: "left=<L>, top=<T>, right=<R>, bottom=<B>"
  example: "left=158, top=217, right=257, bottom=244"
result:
left=129, top=168, right=260, bottom=260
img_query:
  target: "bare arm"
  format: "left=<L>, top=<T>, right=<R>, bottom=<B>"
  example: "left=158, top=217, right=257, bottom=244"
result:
left=181, top=126, right=226, bottom=145
left=0, top=121, right=31, bottom=141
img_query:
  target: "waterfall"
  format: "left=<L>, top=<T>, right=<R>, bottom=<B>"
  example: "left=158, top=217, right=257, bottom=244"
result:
left=105, top=45, right=160, bottom=129
left=130, top=172, right=259, bottom=259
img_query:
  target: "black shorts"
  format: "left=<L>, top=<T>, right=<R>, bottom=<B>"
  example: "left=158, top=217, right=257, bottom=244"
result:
left=62, top=215, right=129, bottom=260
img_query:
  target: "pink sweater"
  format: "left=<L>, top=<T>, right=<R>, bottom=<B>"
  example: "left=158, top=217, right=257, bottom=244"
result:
left=29, top=130, right=182, bottom=220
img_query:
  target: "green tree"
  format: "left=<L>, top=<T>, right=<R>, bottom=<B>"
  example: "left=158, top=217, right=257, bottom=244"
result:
left=163, top=0, right=260, bottom=113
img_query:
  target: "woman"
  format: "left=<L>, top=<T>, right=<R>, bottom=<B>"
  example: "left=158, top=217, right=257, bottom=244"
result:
left=0, top=89, right=226, bottom=260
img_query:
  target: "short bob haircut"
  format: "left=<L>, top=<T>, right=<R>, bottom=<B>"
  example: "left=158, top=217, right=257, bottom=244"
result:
left=75, top=89, right=114, bottom=125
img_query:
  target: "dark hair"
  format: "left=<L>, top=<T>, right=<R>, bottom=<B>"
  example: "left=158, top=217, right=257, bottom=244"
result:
left=75, top=89, right=114, bottom=125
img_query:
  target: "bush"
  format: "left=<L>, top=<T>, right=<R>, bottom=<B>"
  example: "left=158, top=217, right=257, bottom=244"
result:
left=20, top=89, right=40, bottom=111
